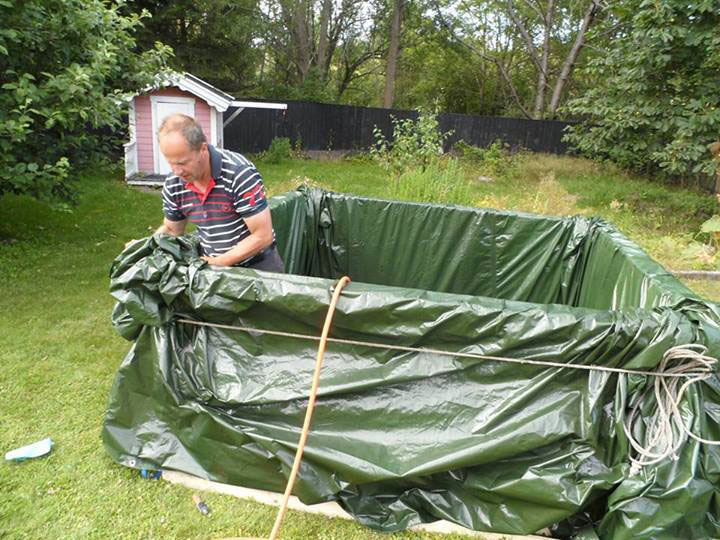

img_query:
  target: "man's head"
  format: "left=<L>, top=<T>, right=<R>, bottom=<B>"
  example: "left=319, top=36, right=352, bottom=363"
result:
left=158, top=114, right=210, bottom=184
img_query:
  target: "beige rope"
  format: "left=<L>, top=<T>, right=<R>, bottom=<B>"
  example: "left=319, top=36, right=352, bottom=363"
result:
left=176, top=318, right=711, bottom=379
left=175, top=314, right=720, bottom=476
left=267, top=276, right=351, bottom=540
left=623, top=344, right=720, bottom=475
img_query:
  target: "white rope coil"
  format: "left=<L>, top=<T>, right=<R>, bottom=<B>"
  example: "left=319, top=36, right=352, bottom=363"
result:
left=623, top=344, right=720, bottom=475
left=175, top=318, right=720, bottom=471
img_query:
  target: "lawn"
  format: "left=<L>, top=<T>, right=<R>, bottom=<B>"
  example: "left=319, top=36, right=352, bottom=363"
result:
left=1, top=152, right=718, bottom=539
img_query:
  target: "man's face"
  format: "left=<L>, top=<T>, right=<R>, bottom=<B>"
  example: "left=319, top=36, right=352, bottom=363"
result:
left=159, top=131, right=208, bottom=184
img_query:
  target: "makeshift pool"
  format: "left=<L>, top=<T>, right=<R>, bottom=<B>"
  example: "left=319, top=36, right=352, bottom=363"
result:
left=104, top=188, right=720, bottom=539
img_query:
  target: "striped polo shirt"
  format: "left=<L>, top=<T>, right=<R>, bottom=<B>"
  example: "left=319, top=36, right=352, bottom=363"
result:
left=161, top=145, right=273, bottom=264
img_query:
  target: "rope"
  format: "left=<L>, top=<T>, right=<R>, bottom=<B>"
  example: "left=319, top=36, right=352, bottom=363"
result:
left=623, top=344, right=720, bottom=475
left=177, top=318, right=710, bottom=379
left=176, top=311, right=720, bottom=476
left=267, top=276, right=351, bottom=540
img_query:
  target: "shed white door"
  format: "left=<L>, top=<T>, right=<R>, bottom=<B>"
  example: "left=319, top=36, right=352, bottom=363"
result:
left=151, top=96, right=195, bottom=175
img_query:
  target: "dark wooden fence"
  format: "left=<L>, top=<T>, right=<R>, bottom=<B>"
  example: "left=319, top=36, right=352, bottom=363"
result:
left=223, top=100, right=576, bottom=155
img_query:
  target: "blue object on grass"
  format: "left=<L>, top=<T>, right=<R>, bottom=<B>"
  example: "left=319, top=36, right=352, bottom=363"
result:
left=140, top=469, right=162, bottom=479
left=4, top=438, right=54, bottom=461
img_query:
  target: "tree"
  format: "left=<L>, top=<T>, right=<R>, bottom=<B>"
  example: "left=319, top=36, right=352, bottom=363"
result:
left=563, top=0, right=720, bottom=181
left=382, top=0, right=404, bottom=107
left=0, top=0, right=170, bottom=206
left=264, top=1, right=362, bottom=88
left=433, top=0, right=602, bottom=119
left=258, top=0, right=388, bottom=102
left=392, top=6, right=509, bottom=115
left=129, top=0, right=261, bottom=94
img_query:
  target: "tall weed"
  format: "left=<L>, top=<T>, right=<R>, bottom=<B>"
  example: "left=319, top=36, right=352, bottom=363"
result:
left=386, top=158, right=473, bottom=206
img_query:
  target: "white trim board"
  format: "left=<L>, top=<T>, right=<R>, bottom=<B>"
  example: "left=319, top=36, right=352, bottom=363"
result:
left=163, top=470, right=555, bottom=540
left=230, top=101, right=287, bottom=110
left=175, top=75, right=233, bottom=111
left=224, top=101, right=288, bottom=128
left=210, top=106, right=217, bottom=146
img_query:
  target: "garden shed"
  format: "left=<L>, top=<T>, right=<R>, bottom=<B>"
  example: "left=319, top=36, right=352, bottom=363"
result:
left=123, top=72, right=286, bottom=181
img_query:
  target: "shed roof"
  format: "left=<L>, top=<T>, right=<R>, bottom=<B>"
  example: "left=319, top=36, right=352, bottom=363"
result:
left=153, top=72, right=235, bottom=112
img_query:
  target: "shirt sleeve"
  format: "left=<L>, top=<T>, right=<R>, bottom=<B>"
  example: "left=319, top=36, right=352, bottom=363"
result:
left=232, top=165, right=268, bottom=217
left=161, top=181, right=186, bottom=222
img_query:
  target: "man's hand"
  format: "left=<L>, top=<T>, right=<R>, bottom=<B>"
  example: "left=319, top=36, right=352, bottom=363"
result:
left=201, top=254, right=232, bottom=266
left=200, top=209, right=274, bottom=267
left=158, top=217, right=187, bottom=236
left=124, top=218, right=187, bottom=250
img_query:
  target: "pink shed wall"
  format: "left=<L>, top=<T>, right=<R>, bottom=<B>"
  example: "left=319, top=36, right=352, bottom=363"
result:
left=134, top=87, right=213, bottom=174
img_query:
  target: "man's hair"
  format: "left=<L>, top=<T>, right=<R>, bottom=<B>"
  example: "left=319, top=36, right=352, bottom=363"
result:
left=158, top=113, right=207, bottom=150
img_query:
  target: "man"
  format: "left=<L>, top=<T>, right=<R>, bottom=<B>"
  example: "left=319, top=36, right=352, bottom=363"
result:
left=154, top=113, right=284, bottom=272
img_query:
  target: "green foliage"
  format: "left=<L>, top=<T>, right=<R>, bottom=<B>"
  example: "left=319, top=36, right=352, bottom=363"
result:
left=264, top=137, right=292, bottom=164
left=293, top=134, right=303, bottom=155
left=563, top=0, right=720, bottom=181
left=0, top=0, right=171, bottom=206
left=454, top=139, right=511, bottom=175
left=394, top=23, right=509, bottom=115
left=371, top=110, right=450, bottom=174
left=701, top=215, right=720, bottom=235
left=258, top=67, right=338, bottom=103
left=130, top=0, right=259, bottom=95
left=386, top=158, right=473, bottom=206
left=680, top=215, right=720, bottom=269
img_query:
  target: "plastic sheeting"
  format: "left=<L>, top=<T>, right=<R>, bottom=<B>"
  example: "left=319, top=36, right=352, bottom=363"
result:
left=104, top=188, right=720, bottom=538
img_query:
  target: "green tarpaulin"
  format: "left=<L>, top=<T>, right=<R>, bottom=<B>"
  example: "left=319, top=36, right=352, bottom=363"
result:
left=104, top=188, right=720, bottom=538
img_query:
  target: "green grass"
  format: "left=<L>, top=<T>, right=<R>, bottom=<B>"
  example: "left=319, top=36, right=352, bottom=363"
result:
left=1, top=154, right=719, bottom=539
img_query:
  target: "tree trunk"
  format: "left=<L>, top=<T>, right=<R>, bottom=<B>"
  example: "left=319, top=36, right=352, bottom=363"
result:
left=316, top=0, right=333, bottom=79
left=533, top=0, right=555, bottom=119
left=286, top=0, right=312, bottom=81
left=548, top=1, right=598, bottom=116
left=383, top=0, right=404, bottom=108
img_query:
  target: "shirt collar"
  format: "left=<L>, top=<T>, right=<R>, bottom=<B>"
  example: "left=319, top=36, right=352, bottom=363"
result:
left=186, top=176, right=215, bottom=203
left=208, top=144, right=223, bottom=180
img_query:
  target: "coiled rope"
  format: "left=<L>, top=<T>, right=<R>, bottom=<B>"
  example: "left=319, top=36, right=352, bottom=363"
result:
left=177, top=305, right=720, bottom=476
left=623, top=344, right=720, bottom=474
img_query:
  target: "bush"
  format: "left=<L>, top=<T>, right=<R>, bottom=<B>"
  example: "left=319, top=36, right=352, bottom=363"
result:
left=264, top=137, right=292, bottom=163
left=454, top=139, right=511, bottom=175
left=562, top=1, right=720, bottom=182
left=371, top=109, right=451, bottom=175
left=0, top=0, right=171, bottom=208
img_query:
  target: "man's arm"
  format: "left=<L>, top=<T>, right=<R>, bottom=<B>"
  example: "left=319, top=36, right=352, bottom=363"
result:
left=201, top=208, right=274, bottom=267
left=124, top=217, right=187, bottom=249
left=156, top=217, right=187, bottom=236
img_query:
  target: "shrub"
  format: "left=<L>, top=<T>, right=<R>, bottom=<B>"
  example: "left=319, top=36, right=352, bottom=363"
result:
left=562, top=0, right=720, bottom=182
left=371, top=109, right=451, bottom=175
left=264, top=137, right=292, bottom=163
left=0, top=0, right=170, bottom=208
left=455, top=139, right=511, bottom=175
